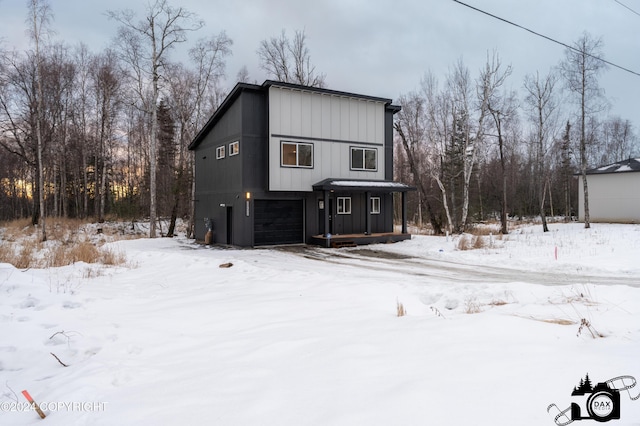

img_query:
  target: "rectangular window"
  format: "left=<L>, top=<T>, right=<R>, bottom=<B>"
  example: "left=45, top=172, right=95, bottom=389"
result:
left=229, top=141, right=239, bottom=156
left=371, top=197, right=380, bottom=214
left=281, top=141, right=313, bottom=168
left=351, top=147, right=377, bottom=171
left=216, top=146, right=225, bottom=159
left=337, top=197, right=351, bottom=215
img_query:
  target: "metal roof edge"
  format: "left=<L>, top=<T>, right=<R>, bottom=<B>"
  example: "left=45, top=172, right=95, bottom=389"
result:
left=262, top=80, right=394, bottom=105
left=581, top=157, right=640, bottom=175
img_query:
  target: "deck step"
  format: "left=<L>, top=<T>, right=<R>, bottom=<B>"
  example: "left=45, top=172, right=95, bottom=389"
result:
left=331, top=241, right=357, bottom=248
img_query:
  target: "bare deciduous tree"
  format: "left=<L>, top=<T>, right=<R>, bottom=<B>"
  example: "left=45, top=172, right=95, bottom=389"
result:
left=236, top=65, right=250, bottom=83
left=28, top=0, right=52, bottom=241
left=524, top=70, right=560, bottom=232
left=90, top=49, right=121, bottom=223
left=559, top=32, right=608, bottom=229
left=257, top=29, right=326, bottom=87
left=487, top=78, right=517, bottom=234
left=601, top=117, right=636, bottom=163
left=108, top=0, right=203, bottom=237
left=394, top=91, right=443, bottom=234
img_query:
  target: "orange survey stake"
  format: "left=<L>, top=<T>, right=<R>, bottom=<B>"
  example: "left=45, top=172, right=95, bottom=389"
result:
left=21, top=390, right=46, bottom=419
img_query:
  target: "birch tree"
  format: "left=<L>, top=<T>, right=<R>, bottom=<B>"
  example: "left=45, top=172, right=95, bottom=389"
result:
left=257, top=29, right=326, bottom=88
left=166, top=33, right=231, bottom=238
left=108, top=0, right=203, bottom=237
left=28, top=0, right=52, bottom=241
left=559, top=33, right=608, bottom=229
left=90, top=49, right=121, bottom=222
left=487, top=82, right=517, bottom=235
left=524, top=70, right=560, bottom=232
left=422, top=73, right=456, bottom=234
left=394, top=91, right=443, bottom=234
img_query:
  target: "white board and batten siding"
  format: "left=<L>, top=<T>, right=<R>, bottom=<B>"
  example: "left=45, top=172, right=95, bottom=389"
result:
left=268, top=85, right=386, bottom=192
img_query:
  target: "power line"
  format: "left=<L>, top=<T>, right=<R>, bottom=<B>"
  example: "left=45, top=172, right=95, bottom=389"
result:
left=452, top=0, right=640, bottom=78
left=614, top=0, right=640, bottom=18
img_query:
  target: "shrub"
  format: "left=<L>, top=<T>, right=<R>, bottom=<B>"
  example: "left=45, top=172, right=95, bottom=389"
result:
left=464, top=296, right=482, bottom=314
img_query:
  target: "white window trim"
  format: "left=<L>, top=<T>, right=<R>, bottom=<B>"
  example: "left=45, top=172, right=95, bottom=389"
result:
left=229, top=141, right=239, bottom=156
left=337, top=197, right=351, bottom=215
left=216, top=145, right=225, bottom=159
left=350, top=147, right=377, bottom=171
left=281, top=141, right=313, bottom=168
left=371, top=197, right=381, bottom=214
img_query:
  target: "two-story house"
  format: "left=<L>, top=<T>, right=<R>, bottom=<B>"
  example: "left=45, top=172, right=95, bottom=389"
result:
left=188, top=80, right=414, bottom=247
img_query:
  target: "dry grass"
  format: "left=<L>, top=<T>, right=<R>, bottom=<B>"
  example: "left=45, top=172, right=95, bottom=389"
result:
left=0, top=218, right=34, bottom=242
left=464, top=296, right=483, bottom=314
left=396, top=300, right=407, bottom=317
left=457, top=234, right=490, bottom=250
left=473, top=235, right=487, bottom=249
left=456, top=234, right=473, bottom=250
left=0, top=218, right=130, bottom=269
left=577, top=318, right=604, bottom=338
left=100, top=246, right=127, bottom=265
left=467, top=223, right=501, bottom=236
left=517, top=315, right=576, bottom=325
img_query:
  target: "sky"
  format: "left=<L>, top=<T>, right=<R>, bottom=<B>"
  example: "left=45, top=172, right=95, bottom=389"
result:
left=1, top=0, right=638, bottom=128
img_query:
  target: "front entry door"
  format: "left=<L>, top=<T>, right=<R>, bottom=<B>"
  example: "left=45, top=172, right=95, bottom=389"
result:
left=226, top=206, right=233, bottom=244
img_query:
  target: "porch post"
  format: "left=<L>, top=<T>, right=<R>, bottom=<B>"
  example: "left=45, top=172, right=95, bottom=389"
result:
left=402, top=191, right=408, bottom=234
left=323, top=190, right=330, bottom=237
left=365, top=191, right=371, bottom=235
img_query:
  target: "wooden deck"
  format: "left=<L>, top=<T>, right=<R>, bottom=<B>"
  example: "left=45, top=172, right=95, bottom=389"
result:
left=309, top=232, right=411, bottom=248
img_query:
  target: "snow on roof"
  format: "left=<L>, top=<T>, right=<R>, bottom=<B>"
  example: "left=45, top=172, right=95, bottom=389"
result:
left=587, top=158, right=640, bottom=174
left=329, top=180, right=410, bottom=188
left=312, top=178, right=415, bottom=192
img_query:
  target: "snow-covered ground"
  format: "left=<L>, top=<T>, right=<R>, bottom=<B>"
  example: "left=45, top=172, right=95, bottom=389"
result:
left=1, top=222, right=639, bottom=425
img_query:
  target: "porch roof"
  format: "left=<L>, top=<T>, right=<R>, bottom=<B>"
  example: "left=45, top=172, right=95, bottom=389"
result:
left=312, top=178, right=416, bottom=192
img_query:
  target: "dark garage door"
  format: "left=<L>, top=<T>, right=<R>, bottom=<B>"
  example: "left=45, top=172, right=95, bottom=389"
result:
left=254, top=200, right=304, bottom=246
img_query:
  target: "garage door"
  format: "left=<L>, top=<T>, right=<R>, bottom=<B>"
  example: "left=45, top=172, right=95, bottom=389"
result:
left=254, top=200, right=304, bottom=246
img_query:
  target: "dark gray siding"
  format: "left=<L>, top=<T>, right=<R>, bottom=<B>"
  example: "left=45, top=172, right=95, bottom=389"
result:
left=384, top=108, right=395, bottom=181
left=193, top=88, right=270, bottom=246
left=193, top=94, right=244, bottom=241
left=241, top=90, right=269, bottom=192
left=325, top=192, right=394, bottom=235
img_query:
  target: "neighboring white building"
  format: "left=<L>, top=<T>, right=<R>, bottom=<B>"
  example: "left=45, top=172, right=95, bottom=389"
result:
left=578, top=158, right=640, bottom=223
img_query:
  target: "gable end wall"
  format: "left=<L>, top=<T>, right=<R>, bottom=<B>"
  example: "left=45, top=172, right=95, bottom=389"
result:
left=579, top=173, right=640, bottom=223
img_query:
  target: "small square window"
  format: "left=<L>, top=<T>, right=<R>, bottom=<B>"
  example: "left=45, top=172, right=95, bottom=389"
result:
left=371, top=197, right=380, bottom=214
left=337, top=197, right=351, bottom=215
left=216, top=146, right=225, bottom=159
left=229, top=141, right=239, bottom=156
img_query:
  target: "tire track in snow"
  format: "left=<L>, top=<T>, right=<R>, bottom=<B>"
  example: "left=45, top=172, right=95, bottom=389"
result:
left=279, top=246, right=639, bottom=287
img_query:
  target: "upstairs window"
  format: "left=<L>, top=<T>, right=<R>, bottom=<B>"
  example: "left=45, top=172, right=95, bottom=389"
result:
left=337, top=197, right=351, bottom=215
left=216, top=146, right=225, bottom=159
left=229, top=141, right=239, bottom=156
left=282, top=141, right=313, bottom=168
left=351, top=147, right=377, bottom=171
